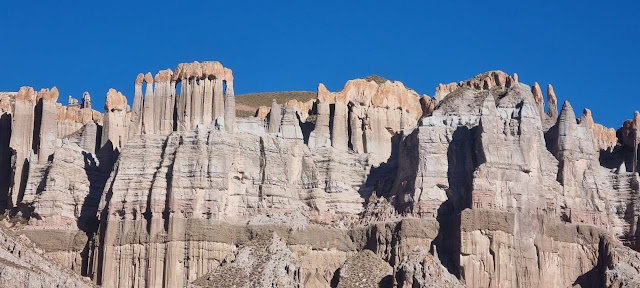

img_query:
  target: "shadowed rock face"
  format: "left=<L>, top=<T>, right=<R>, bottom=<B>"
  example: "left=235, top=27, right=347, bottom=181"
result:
left=2, top=68, right=640, bottom=288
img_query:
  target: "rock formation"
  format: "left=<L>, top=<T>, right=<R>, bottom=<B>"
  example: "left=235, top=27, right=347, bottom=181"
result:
left=82, top=92, right=92, bottom=109
left=36, top=87, right=59, bottom=164
left=9, top=87, right=37, bottom=207
left=547, top=84, right=558, bottom=118
left=335, top=250, right=393, bottom=288
left=2, top=66, right=640, bottom=288
left=223, top=67, right=236, bottom=133
left=101, top=89, right=128, bottom=152
left=434, top=70, right=517, bottom=103
left=308, top=86, right=331, bottom=148
left=268, top=99, right=281, bottom=133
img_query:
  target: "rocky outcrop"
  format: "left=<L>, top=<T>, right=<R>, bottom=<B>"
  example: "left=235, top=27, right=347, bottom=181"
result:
left=278, top=105, right=303, bottom=139
left=0, top=225, right=92, bottom=288
left=434, top=70, right=517, bottom=103
left=308, top=91, right=331, bottom=148
left=4, top=67, right=640, bottom=288
left=191, top=233, right=298, bottom=288
left=335, top=250, right=393, bottom=288
left=101, top=89, right=128, bottom=152
left=130, top=61, right=235, bottom=135
left=223, top=68, right=236, bottom=133
left=396, top=247, right=466, bottom=288
left=547, top=84, right=558, bottom=118
left=36, top=87, right=59, bottom=164
left=268, top=99, right=281, bottom=134
left=311, top=77, right=427, bottom=161
left=9, top=87, right=37, bottom=207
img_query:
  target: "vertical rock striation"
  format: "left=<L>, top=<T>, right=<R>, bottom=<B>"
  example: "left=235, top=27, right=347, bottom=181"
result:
left=223, top=68, right=235, bottom=133
left=9, top=86, right=37, bottom=207
left=37, top=87, right=59, bottom=164
left=101, top=88, right=128, bottom=152
left=268, top=99, right=281, bottom=134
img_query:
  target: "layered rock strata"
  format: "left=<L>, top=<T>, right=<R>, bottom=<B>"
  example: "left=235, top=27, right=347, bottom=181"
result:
left=2, top=68, right=640, bottom=288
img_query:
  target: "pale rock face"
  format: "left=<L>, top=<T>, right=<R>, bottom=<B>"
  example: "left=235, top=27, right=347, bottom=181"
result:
left=4, top=68, right=640, bottom=288
left=307, top=77, right=425, bottom=162
left=268, top=99, right=281, bottom=133
left=36, top=87, right=59, bottom=164
left=9, top=86, right=37, bottom=207
left=104, top=88, right=127, bottom=112
left=532, top=82, right=544, bottom=105
left=547, top=84, right=558, bottom=118
left=278, top=105, right=303, bottom=139
left=101, top=88, right=128, bottom=151
left=317, top=83, right=334, bottom=103
left=0, top=225, right=92, bottom=288
left=434, top=71, right=516, bottom=104
left=308, top=101, right=331, bottom=148
left=458, top=209, right=609, bottom=288
left=285, top=98, right=314, bottom=122
left=396, top=247, right=466, bottom=288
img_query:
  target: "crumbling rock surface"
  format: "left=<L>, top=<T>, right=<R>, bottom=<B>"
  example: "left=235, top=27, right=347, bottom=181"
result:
left=190, top=233, right=298, bottom=288
left=335, top=250, right=393, bottom=288
left=0, top=224, right=93, bottom=287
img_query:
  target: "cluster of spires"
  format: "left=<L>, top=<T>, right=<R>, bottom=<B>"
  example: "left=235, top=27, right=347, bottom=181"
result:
left=128, top=61, right=235, bottom=137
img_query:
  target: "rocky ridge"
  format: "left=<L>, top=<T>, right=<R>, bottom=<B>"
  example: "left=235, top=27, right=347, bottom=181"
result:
left=0, top=64, right=639, bottom=288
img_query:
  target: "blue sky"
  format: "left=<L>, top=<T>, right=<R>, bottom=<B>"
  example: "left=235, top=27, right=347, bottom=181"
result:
left=1, top=1, right=638, bottom=128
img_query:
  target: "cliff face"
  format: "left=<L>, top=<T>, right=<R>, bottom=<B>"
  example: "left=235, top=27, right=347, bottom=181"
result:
left=1, top=66, right=640, bottom=288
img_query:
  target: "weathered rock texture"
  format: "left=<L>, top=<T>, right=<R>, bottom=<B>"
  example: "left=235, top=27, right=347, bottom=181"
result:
left=0, top=222, right=93, bottom=287
left=2, top=67, right=640, bottom=288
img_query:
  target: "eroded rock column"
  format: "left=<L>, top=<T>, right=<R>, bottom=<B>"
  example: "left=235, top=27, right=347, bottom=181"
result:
left=156, top=69, right=174, bottom=135
left=101, top=88, right=129, bottom=152
left=532, top=82, right=545, bottom=118
left=556, top=101, right=578, bottom=185
left=223, top=68, right=235, bottom=133
left=128, top=73, right=144, bottom=137
left=190, top=63, right=204, bottom=128
left=547, top=84, right=558, bottom=119
left=349, top=105, right=365, bottom=153
left=278, top=105, right=303, bottom=139
left=308, top=99, right=331, bottom=148
left=213, top=77, right=224, bottom=121
left=9, top=87, right=36, bottom=207
left=202, top=77, right=213, bottom=124
left=80, top=122, right=97, bottom=154
left=37, top=87, right=59, bottom=163
left=268, top=99, right=281, bottom=134
left=82, top=91, right=91, bottom=109
left=142, top=73, right=155, bottom=134
left=332, top=101, right=349, bottom=150
left=202, top=61, right=223, bottom=124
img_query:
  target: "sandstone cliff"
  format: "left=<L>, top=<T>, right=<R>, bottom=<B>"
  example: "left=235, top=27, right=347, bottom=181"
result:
left=1, top=66, right=640, bottom=288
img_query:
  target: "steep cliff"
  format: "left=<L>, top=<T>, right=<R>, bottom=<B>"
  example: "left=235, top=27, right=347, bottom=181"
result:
left=1, top=66, right=640, bottom=288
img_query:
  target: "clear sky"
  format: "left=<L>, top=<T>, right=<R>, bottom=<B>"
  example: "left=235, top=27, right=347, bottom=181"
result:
left=1, top=1, right=638, bottom=128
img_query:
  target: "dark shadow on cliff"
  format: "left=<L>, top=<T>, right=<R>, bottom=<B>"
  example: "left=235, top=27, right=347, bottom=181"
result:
left=432, top=125, right=477, bottom=277
left=299, top=111, right=314, bottom=145
left=79, top=140, right=119, bottom=279
left=573, top=237, right=609, bottom=288
left=379, top=275, right=393, bottom=287
left=358, top=133, right=403, bottom=200
left=0, top=113, right=11, bottom=213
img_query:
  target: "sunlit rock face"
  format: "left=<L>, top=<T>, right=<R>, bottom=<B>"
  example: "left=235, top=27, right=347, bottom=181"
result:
left=2, top=67, right=640, bottom=288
